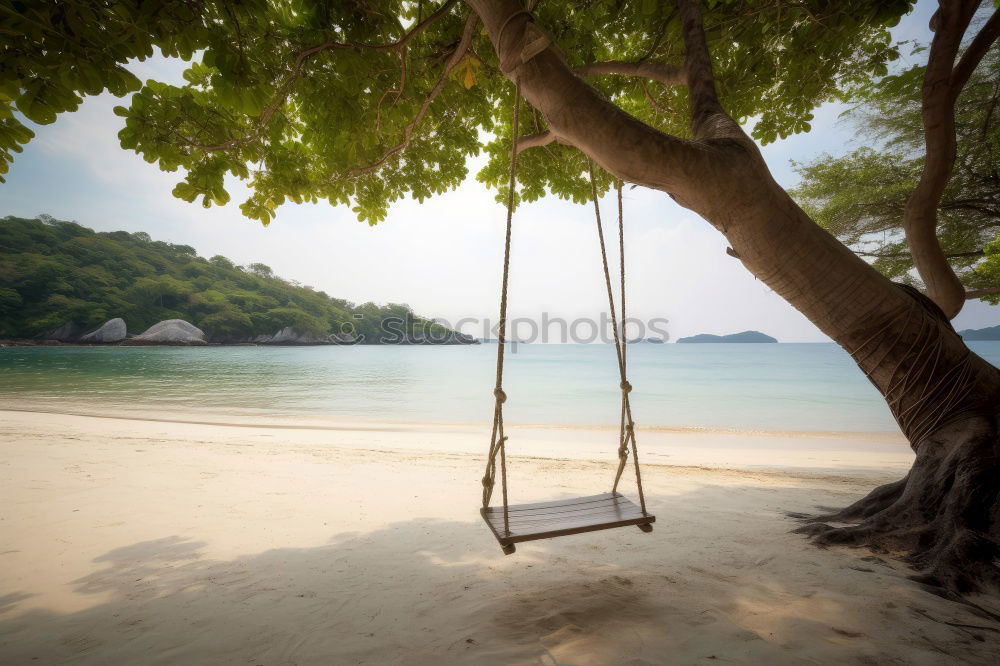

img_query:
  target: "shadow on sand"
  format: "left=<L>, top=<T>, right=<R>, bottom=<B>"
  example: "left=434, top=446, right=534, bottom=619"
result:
left=1, top=484, right=998, bottom=665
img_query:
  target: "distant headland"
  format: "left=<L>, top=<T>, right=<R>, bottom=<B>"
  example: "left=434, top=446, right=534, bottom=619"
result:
left=959, top=325, right=1000, bottom=341
left=676, top=330, right=778, bottom=343
left=0, top=215, right=475, bottom=346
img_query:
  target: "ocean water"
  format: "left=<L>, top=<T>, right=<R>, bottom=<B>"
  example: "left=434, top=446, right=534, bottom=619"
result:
left=1, top=342, right=998, bottom=433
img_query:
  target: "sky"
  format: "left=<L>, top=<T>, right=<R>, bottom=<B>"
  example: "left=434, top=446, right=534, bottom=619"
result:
left=1, top=0, right=997, bottom=342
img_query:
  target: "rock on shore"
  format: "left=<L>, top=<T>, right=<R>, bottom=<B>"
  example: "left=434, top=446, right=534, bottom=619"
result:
left=80, top=318, right=127, bottom=343
left=254, top=327, right=356, bottom=345
left=40, top=322, right=85, bottom=342
left=127, top=319, right=206, bottom=345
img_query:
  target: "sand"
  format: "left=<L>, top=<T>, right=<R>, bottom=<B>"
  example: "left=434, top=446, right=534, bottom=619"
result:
left=1, top=408, right=998, bottom=664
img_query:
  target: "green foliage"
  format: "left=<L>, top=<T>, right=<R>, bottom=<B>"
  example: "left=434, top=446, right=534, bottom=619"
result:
left=2, top=0, right=912, bottom=221
left=246, top=262, right=273, bottom=277
left=208, top=254, right=234, bottom=269
left=979, top=239, right=1000, bottom=305
left=791, top=46, right=1000, bottom=299
left=200, top=306, right=253, bottom=338
left=0, top=0, right=212, bottom=183
left=0, top=287, right=22, bottom=314
left=0, top=215, right=458, bottom=341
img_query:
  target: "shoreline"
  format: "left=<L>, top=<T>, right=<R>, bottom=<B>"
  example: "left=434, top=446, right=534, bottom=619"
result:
left=0, top=407, right=913, bottom=477
left=0, top=404, right=905, bottom=441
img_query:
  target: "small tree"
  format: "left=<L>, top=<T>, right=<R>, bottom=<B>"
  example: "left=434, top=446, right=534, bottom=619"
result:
left=246, top=262, right=274, bottom=278
left=208, top=254, right=236, bottom=269
left=793, top=46, right=1000, bottom=301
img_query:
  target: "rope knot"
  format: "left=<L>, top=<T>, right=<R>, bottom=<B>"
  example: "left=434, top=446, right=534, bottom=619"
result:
left=482, top=476, right=493, bottom=488
left=625, top=422, right=634, bottom=432
left=620, top=380, right=632, bottom=394
left=494, top=387, right=507, bottom=403
left=496, top=10, right=550, bottom=73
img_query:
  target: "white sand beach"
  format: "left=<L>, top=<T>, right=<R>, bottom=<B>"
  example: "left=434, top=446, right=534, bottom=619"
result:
left=1, top=408, right=998, bottom=664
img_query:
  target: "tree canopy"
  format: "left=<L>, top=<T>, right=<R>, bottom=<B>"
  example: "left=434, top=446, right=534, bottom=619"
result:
left=792, top=44, right=1000, bottom=303
left=0, top=215, right=459, bottom=342
left=3, top=0, right=911, bottom=224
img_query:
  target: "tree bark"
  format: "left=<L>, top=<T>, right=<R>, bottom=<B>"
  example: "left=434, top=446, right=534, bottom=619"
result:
left=464, top=0, right=1000, bottom=592
left=575, top=60, right=685, bottom=85
left=967, top=287, right=1000, bottom=300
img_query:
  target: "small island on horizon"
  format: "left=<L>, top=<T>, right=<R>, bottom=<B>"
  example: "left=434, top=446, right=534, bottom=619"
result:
left=959, top=325, right=1000, bottom=341
left=677, top=330, right=778, bottom=343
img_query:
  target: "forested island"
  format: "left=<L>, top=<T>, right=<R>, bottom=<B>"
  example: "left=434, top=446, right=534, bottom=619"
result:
left=677, top=331, right=778, bottom=343
left=0, top=215, right=473, bottom=345
left=959, top=325, right=1000, bottom=341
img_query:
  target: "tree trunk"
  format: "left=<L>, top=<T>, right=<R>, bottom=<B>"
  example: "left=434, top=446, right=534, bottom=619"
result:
left=465, top=0, right=1000, bottom=592
left=901, top=0, right=992, bottom=319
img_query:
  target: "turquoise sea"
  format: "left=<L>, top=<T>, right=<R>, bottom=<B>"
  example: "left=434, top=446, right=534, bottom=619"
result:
left=1, top=342, right=999, bottom=433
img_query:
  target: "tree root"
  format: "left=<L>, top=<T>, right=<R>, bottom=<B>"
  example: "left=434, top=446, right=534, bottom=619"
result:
left=793, top=522, right=877, bottom=548
left=804, top=475, right=909, bottom=523
left=791, top=417, right=1000, bottom=595
left=794, top=505, right=999, bottom=594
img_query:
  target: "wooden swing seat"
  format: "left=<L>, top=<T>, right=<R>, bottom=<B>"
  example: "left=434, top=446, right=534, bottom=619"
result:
left=481, top=492, right=655, bottom=554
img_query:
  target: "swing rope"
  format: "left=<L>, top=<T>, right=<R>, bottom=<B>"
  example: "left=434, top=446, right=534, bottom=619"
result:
left=481, top=80, right=521, bottom=535
left=588, top=163, right=647, bottom=514
left=481, top=83, right=649, bottom=535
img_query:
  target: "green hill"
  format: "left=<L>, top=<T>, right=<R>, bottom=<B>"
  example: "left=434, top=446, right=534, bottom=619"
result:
left=0, top=215, right=470, bottom=344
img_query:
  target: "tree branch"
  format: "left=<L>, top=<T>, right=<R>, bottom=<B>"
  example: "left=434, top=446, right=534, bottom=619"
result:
left=642, top=81, right=671, bottom=115
left=575, top=60, right=685, bottom=85
left=951, top=8, right=1000, bottom=97
left=966, top=287, right=1000, bottom=300
left=514, top=130, right=565, bottom=153
left=901, top=0, right=982, bottom=319
left=346, top=12, right=478, bottom=178
left=375, top=47, right=408, bottom=135
left=857, top=249, right=985, bottom=259
left=676, top=0, right=745, bottom=140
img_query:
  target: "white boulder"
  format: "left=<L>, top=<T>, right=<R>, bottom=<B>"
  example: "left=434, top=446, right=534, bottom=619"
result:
left=80, top=318, right=127, bottom=343
left=254, top=328, right=356, bottom=345
left=130, top=319, right=206, bottom=345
